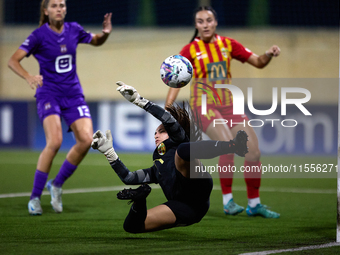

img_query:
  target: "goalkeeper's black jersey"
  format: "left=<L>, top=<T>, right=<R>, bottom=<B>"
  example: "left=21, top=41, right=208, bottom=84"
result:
left=150, top=138, right=212, bottom=208
left=110, top=101, right=212, bottom=208
left=143, top=102, right=212, bottom=207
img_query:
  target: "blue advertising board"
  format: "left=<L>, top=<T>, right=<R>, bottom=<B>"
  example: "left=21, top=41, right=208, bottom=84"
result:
left=0, top=101, right=32, bottom=148
left=0, top=100, right=338, bottom=155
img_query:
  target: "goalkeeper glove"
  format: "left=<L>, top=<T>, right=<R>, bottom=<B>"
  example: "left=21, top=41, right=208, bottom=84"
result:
left=91, top=130, right=118, bottom=163
left=116, top=81, right=149, bottom=108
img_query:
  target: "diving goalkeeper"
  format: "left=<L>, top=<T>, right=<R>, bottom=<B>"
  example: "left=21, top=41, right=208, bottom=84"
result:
left=91, top=81, right=248, bottom=233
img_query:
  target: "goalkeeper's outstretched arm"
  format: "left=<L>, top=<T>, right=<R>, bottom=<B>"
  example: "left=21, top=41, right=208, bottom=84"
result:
left=91, top=130, right=154, bottom=185
left=110, top=159, right=154, bottom=185
left=116, top=81, right=186, bottom=143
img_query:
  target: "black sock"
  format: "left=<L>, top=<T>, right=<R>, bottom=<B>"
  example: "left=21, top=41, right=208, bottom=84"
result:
left=123, top=199, right=147, bottom=233
left=177, top=140, right=234, bottom=161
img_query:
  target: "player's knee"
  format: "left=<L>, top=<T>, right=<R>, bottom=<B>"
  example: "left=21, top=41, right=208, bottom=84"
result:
left=46, top=137, right=62, bottom=152
left=83, top=135, right=93, bottom=148
left=245, top=148, right=261, bottom=161
left=77, top=133, right=92, bottom=149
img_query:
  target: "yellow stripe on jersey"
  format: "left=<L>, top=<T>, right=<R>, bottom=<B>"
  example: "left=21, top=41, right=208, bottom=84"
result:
left=190, top=44, right=202, bottom=78
left=189, top=44, right=199, bottom=106
left=197, top=40, right=210, bottom=77
left=209, top=43, right=221, bottom=63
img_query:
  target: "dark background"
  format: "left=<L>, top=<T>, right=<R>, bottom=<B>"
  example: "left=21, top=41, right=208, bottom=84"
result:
left=4, top=0, right=339, bottom=27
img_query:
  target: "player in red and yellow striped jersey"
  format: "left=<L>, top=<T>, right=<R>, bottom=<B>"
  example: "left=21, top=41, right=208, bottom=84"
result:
left=166, top=6, right=280, bottom=218
left=181, top=31, right=252, bottom=108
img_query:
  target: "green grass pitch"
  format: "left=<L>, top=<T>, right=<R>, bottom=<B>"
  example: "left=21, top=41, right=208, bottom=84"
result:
left=0, top=151, right=339, bottom=255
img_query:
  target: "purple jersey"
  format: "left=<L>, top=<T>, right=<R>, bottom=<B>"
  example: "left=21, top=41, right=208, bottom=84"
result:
left=19, top=22, right=93, bottom=97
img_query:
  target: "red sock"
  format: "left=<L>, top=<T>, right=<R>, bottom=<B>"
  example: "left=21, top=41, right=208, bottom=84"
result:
left=218, top=154, right=234, bottom=194
left=244, top=160, right=262, bottom=199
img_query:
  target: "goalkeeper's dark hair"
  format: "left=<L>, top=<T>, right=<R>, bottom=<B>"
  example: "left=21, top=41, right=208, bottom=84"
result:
left=165, top=102, right=202, bottom=142
left=190, top=6, right=218, bottom=43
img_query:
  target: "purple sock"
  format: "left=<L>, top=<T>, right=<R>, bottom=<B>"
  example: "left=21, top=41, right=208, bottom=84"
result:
left=30, top=170, right=49, bottom=200
left=53, top=160, right=77, bottom=187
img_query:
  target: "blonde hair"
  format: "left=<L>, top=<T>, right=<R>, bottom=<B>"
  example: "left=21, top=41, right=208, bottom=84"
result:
left=39, top=0, right=67, bottom=27
left=39, top=0, right=50, bottom=27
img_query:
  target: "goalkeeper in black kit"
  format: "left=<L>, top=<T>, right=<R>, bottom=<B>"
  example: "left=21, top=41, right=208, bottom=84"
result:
left=91, top=81, right=248, bottom=233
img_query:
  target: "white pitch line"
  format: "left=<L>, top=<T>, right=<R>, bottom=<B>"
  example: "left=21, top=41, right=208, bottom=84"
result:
left=239, top=242, right=340, bottom=255
left=0, top=184, right=161, bottom=198
left=0, top=183, right=337, bottom=254
left=0, top=158, right=144, bottom=167
left=0, top=185, right=335, bottom=199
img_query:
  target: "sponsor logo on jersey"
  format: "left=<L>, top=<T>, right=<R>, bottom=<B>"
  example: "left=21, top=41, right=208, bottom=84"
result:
left=196, top=51, right=207, bottom=60
left=22, top=39, right=30, bottom=46
left=55, top=54, right=72, bottom=73
left=207, top=61, right=227, bottom=82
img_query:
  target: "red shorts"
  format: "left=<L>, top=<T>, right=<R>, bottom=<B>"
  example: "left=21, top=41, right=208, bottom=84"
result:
left=192, top=104, right=248, bottom=132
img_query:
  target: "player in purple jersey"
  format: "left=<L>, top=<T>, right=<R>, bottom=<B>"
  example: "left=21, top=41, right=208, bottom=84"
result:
left=8, top=0, right=112, bottom=215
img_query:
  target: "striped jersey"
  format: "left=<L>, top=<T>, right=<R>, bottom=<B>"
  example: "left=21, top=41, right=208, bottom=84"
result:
left=180, top=34, right=252, bottom=107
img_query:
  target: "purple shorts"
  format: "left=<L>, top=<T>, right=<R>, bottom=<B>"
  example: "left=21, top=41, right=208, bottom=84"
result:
left=36, top=94, right=91, bottom=130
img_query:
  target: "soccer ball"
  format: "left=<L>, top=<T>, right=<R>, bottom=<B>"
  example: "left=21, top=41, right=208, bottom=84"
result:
left=160, top=55, right=193, bottom=88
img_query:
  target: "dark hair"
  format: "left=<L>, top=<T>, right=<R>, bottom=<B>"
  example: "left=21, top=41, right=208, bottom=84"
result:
left=190, top=6, right=218, bottom=43
left=39, top=0, right=67, bottom=27
left=165, top=102, right=202, bottom=142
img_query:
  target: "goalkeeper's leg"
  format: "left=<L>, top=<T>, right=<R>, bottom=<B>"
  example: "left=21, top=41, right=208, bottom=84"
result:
left=123, top=202, right=177, bottom=233
left=123, top=203, right=178, bottom=233
left=176, top=130, right=248, bottom=161
left=123, top=199, right=148, bottom=233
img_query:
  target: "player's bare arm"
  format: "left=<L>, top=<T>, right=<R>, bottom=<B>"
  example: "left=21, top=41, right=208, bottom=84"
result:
left=247, top=45, right=281, bottom=69
left=90, top=13, right=112, bottom=46
left=8, top=49, right=43, bottom=89
left=165, top=87, right=181, bottom=107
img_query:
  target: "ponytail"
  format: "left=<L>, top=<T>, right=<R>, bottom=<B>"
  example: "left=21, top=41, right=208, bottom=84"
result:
left=189, top=29, right=198, bottom=43
left=39, top=0, right=49, bottom=27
